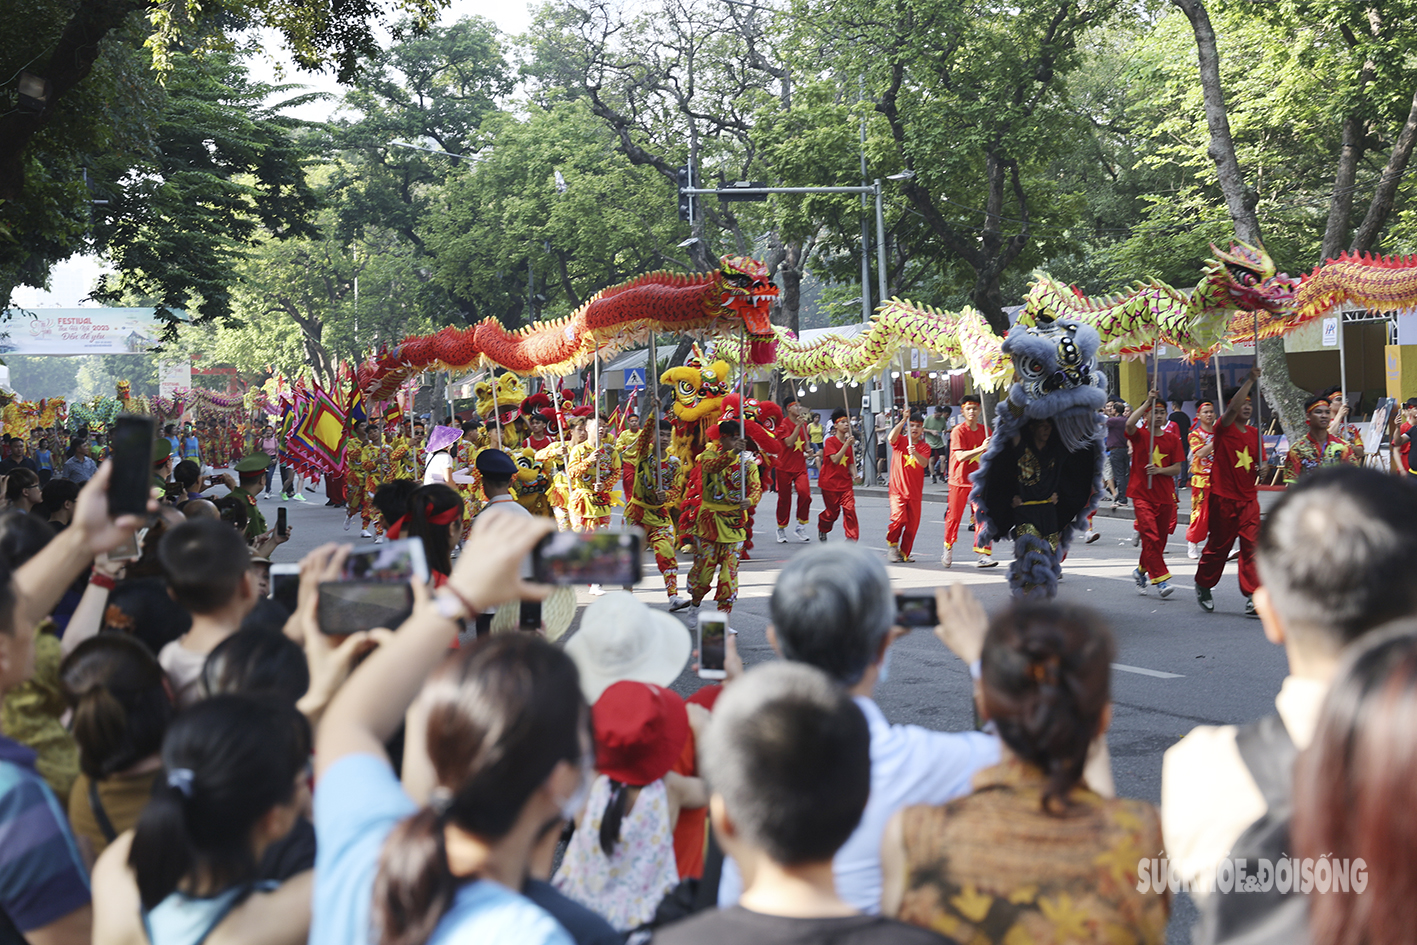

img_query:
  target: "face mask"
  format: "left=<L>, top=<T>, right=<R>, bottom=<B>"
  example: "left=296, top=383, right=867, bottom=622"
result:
left=877, top=646, right=893, bottom=684
left=560, top=752, right=596, bottom=820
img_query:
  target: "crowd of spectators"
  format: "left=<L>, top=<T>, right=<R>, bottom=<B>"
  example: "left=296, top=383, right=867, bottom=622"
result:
left=0, top=448, right=1412, bottom=945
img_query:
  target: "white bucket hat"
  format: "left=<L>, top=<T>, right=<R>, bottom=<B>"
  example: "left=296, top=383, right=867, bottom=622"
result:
left=564, top=591, right=692, bottom=703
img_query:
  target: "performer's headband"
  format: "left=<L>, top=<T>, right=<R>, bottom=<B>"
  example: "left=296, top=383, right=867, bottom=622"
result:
left=1304, top=395, right=1329, bottom=414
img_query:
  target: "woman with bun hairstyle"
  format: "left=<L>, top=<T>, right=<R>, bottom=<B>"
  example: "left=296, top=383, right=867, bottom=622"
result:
left=90, top=694, right=313, bottom=945
left=60, top=635, right=174, bottom=862
left=881, top=600, right=1168, bottom=944
left=310, top=512, right=590, bottom=945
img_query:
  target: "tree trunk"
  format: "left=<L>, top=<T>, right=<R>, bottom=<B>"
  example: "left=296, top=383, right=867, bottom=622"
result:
left=430, top=371, right=448, bottom=425
left=1170, top=0, right=1308, bottom=445
left=0, top=0, right=142, bottom=202
left=1320, top=114, right=1365, bottom=260
left=1351, top=85, right=1417, bottom=254
left=766, top=237, right=804, bottom=336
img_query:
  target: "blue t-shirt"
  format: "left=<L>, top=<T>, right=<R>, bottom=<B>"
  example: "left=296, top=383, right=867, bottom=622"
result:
left=0, top=736, right=90, bottom=932
left=312, top=753, right=573, bottom=945
left=182, top=436, right=200, bottom=461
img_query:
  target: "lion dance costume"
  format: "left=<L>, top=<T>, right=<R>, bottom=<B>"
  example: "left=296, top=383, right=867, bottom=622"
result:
left=972, top=314, right=1106, bottom=599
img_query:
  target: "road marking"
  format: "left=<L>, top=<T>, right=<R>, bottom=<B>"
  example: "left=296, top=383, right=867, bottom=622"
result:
left=1112, top=663, right=1184, bottom=679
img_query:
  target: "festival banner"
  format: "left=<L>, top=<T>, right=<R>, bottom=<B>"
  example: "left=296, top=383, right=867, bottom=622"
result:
left=0, top=308, right=167, bottom=355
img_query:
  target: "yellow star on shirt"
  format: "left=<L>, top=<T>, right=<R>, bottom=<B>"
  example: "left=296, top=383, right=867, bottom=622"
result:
left=1234, top=446, right=1254, bottom=471
left=1151, top=445, right=1166, bottom=469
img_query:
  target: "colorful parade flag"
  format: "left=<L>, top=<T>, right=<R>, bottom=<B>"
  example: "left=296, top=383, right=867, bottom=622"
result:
left=348, top=383, right=367, bottom=423
left=285, top=386, right=349, bottom=477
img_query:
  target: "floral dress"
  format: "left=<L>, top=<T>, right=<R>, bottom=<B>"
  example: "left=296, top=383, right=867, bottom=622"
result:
left=553, top=776, right=679, bottom=931
left=895, top=759, right=1168, bottom=945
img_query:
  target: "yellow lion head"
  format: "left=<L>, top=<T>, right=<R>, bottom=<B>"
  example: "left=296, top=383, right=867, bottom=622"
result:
left=660, top=344, right=731, bottom=423
left=474, top=373, right=527, bottom=424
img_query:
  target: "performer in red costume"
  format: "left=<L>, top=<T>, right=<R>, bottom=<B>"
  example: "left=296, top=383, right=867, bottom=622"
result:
left=1195, top=365, right=1263, bottom=617
left=816, top=409, right=858, bottom=542
left=737, top=398, right=781, bottom=559
left=885, top=411, right=932, bottom=562
left=941, top=395, right=995, bottom=568
left=774, top=397, right=812, bottom=543
left=1125, top=390, right=1185, bottom=598
left=1185, top=401, right=1216, bottom=559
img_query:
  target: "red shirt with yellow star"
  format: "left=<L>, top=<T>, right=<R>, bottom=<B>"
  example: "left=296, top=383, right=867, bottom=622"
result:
left=1209, top=420, right=1260, bottom=501
left=1125, top=425, right=1184, bottom=504
left=889, top=433, right=932, bottom=499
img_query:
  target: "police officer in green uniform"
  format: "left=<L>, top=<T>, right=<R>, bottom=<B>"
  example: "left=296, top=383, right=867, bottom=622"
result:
left=152, top=438, right=174, bottom=492
left=231, top=452, right=270, bottom=542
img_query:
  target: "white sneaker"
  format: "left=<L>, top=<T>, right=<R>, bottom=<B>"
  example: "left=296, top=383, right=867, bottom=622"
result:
left=588, top=584, right=606, bottom=596
left=343, top=516, right=353, bottom=532
left=776, top=527, right=788, bottom=543
left=1187, top=541, right=1200, bottom=559
left=1085, top=530, right=1101, bottom=544
left=794, top=523, right=810, bottom=542
left=373, top=536, right=383, bottom=544
left=975, top=556, right=998, bottom=569
left=1157, top=580, right=1175, bottom=599
left=360, top=529, right=372, bottom=538
left=942, top=546, right=953, bottom=568
left=667, top=595, right=689, bottom=610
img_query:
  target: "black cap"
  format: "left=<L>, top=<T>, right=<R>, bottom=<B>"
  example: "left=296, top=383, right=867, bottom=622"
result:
left=474, top=448, right=518, bottom=478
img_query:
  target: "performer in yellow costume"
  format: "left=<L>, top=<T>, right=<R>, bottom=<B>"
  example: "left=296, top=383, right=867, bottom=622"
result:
left=623, top=418, right=686, bottom=606
left=566, top=418, right=620, bottom=532
left=676, top=419, right=761, bottom=615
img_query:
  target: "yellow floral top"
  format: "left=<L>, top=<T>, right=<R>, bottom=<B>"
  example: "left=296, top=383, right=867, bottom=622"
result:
left=896, top=759, right=1168, bottom=945
left=0, top=626, right=78, bottom=800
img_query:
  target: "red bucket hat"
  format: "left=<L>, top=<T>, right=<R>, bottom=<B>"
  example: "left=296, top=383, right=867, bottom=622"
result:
left=592, top=681, right=689, bottom=787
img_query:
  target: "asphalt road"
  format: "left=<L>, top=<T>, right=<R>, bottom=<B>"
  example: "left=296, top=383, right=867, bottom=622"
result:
left=258, top=477, right=1286, bottom=943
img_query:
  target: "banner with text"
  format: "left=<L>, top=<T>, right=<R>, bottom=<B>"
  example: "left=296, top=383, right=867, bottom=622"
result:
left=0, top=308, right=167, bottom=355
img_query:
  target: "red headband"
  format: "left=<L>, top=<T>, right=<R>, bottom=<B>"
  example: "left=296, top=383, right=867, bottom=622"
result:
left=386, top=514, right=410, bottom=540
left=1196, top=401, right=1214, bottom=409
left=425, top=501, right=460, bottom=526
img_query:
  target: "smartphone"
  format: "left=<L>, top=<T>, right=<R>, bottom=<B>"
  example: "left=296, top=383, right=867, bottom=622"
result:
left=276, top=507, right=288, bottom=538
left=519, top=600, right=542, bottom=631
left=269, top=563, right=300, bottom=613
left=108, top=527, right=147, bottom=563
left=894, top=592, right=938, bottom=628
left=698, top=612, right=727, bottom=680
left=531, top=528, right=643, bottom=586
left=107, top=414, right=156, bottom=516
left=317, top=538, right=430, bottom=635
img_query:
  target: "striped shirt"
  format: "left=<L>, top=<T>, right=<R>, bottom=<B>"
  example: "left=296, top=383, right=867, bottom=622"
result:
left=0, top=735, right=89, bottom=932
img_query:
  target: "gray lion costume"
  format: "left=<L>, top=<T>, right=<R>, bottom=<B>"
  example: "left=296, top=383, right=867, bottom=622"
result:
left=968, top=314, right=1106, bottom=598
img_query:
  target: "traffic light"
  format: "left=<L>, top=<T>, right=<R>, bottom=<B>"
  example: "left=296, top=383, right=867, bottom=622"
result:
left=677, top=165, right=694, bottom=222
left=718, top=181, right=768, bottom=202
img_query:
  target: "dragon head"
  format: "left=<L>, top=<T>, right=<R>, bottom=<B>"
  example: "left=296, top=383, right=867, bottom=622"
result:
left=474, top=374, right=527, bottom=426
left=716, top=256, right=778, bottom=336
left=1208, top=242, right=1298, bottom=312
